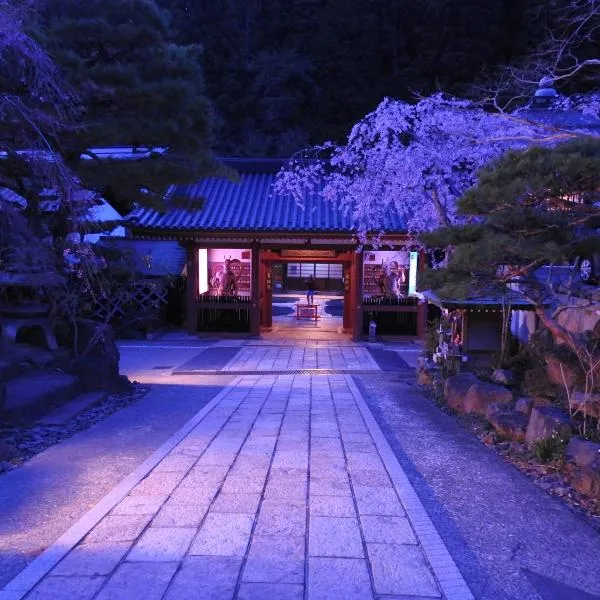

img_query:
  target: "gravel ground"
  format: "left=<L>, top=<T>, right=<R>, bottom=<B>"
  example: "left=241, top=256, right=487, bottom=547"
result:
left=0, top=375, right=233, bottom=587
left=355, top=374, right=600, bottom=600
left=0, top=385, right=149, bottom=474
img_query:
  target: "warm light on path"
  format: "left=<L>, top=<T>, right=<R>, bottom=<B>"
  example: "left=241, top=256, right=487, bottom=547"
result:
left=1, top=339, right=472, bottom=599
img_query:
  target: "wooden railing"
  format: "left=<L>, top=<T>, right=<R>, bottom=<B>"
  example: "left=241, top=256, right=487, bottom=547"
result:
left=363, top=296, right=418, bottom=306
left=197, top=294, right=251, bottom=332
left=362, top=296, right=419, bottom=335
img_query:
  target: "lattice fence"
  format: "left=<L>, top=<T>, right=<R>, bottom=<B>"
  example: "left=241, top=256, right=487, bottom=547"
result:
left=89, top=280, right=169, bottom=325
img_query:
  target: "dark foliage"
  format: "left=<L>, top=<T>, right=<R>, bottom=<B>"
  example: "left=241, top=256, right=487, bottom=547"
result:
left=33, top=0, right=217, bottom=213
left=421, top=139, right=600, bottom=302
left=159, top=0, right=578, bottom=156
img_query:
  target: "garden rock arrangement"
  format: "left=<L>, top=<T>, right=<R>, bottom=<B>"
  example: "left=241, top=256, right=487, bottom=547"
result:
left=525, top=406, right=572, bottom=444
left=0, top=320, right=139, bottom=471
left=70, top=320, right=122, bottom=392
left=0, top=322, right=127, bottom=423
left=0, top=383, right=148, bottom=474
left=418, top=356, right=600, bottom=523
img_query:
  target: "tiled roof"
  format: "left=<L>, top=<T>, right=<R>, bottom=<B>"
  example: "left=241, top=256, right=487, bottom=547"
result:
left=518, top=109, right=600, bottom=132
left=422, top=289, right=538, bottom=310
left=98, top=238, right=186, bottom=276
left=126, top=159, right=407, bottom=234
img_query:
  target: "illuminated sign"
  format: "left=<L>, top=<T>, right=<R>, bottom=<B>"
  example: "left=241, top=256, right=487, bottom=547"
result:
left=408, top=251, right=418, bottom=295
left=198, top=248, right=208, bottom=294
left=198, top=248, right=252, bottom=296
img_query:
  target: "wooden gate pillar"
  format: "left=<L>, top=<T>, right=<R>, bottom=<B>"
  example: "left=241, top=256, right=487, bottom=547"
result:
left=351, top=250, right=364, bottom=341
left=262, top=259, right=273, bottom=328
left=343, top=262, right=352, bottom=332
left=185, top=244, right=199, bottom=334
left=417, top=300, right=427, bottom=338
left=250, top=242, right=261, bottom=336
left=416, top=249, right=427, bottom=338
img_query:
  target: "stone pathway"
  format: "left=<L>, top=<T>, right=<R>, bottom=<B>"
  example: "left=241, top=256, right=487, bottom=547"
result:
left=2, top=342, right=471, bottom=600
left=222, top=345, right=380, bottom=372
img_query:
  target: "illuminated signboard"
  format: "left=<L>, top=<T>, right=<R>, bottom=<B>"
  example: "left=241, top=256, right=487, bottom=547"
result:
left=408, top=251, right=418, bottom=295
left=198, top=248, right=208, bottom=294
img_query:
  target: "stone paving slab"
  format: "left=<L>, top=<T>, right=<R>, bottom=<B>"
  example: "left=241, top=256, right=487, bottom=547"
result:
left=95, top=562, right=178, bottom=600
left=173, top=346, right=243, bottom=373
left=222, top=345, right=381, bottom=372
left=2, top=350, right=473, bottom=600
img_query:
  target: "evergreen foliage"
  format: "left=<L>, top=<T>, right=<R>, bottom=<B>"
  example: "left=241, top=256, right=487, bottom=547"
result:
left=35, top=0, right=216, bottom=213
left=421, top=139, right=600, bottom=302
left=160, top=0, right=577, bottom=156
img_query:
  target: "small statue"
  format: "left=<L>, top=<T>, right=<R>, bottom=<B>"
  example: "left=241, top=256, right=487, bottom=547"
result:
left=211, top=256, right=240, bottom=295
left=378, top=260, right=405, bottom=299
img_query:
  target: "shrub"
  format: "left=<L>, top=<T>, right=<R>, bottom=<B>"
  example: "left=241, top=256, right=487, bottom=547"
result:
left=533, top=434, right=566, bottom=464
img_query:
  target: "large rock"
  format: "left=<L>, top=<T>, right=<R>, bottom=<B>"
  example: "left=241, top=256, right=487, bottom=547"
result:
left=525, top=406, right=572, bottom=445
left=71, top=355, right=120, bottom=392
left=417, top=369, right=433, bottom=386
left=76, top=320, right=120, bottom=361
left=71, top=320, right=121, bottom=391
left=572, top=464, right=600, bottom=499
left=545, top=355, right=581, bottom=388
left=491, top=369, right=517, bottom=387
left=417, top=364, right=441, bottom=387
left=566, top=437, right=600, bottom=468
left=487, top=410, right=529, bottom=442
left=444, top=373, right=479, bottom=412
left=515, top=396, right=534, bottom=416
left=569, top=392, right=600, bottom=419
left=463, top=381, right=513, bottom=416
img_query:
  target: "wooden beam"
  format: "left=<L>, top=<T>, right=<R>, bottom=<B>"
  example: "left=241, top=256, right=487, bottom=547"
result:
left=343, top=262, right=352, bottom=331
left=361, top=305, right=419, bottom=313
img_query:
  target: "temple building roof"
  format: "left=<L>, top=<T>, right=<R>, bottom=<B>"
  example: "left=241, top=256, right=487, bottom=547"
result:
left=126, top=158, right=407, bottom=235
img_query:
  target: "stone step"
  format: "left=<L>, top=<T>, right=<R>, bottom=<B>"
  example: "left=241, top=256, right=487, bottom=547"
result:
left=2, top=371, right=81, bottom=423
left=0, top=345, right=72, bottom=382
left=36, top=390, right=108, bottom=425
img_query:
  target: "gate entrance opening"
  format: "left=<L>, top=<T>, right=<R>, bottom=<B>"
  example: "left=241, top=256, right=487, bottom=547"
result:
left=259, top=250, right=353, bottom=339
left=268, top=261, right=345, bottom=337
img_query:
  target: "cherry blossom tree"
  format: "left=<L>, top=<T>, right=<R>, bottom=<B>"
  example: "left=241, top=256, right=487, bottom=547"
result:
left=274, top=93, right=595, bottom=241
left=276, top=0, right=600, bottom=240
left=0, top=1, right=101, bottom=275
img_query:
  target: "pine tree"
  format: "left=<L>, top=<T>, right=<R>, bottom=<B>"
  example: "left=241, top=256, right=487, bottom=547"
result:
left=36, top=0, right=216, bottom=213
left=421, top=139, right=600, bottom=351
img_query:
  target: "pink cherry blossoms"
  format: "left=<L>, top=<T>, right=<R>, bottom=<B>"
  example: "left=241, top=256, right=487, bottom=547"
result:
left=274, top=94, right=597, bottom=240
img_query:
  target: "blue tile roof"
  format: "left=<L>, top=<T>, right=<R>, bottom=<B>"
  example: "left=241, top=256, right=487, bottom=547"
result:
left=518, top=109, right=600, bottom=132
left=98, top=238, right=186, bottom=276
left=422, top=289, right=537, bottom=310
left=126, top=159, right=407, bottom=234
